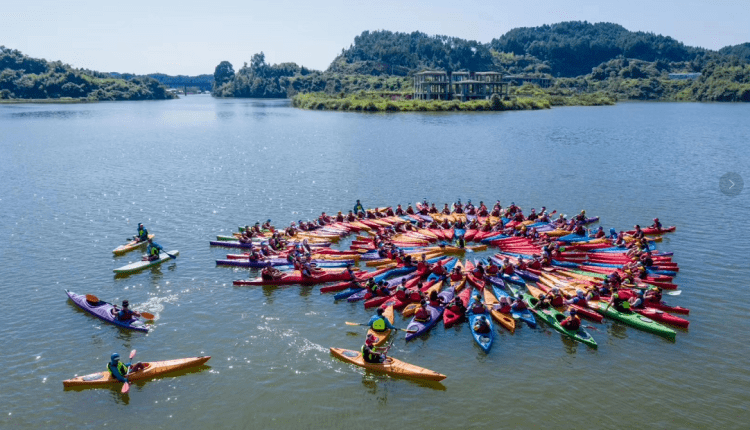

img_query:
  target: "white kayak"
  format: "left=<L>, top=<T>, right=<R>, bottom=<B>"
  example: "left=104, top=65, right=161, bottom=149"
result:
left=113, top=250, right=179, bottom=274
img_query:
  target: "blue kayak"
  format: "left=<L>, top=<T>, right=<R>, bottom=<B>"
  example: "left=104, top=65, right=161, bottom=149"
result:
left=466, top=289, right=493, bottom=353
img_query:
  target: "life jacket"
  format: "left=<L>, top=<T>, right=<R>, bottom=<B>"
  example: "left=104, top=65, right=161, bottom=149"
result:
left=395, top=290, right=407, bottom=300
left=372, top=317, right=386, bottom=331
left=361, top=345, right=379, bottom=363
left=450, top=272, right=463, bottom=281
left=471, top=304, right=485, bottom=314
left=149, top=245, right=160, bottom=257
left=107, top=361, right=129, bottom=377
left=137, top=228, right=146, bottom=239
left=561, top=315, right=581, bottom=330
left=414, top=307, right=430, bottom=321
left=497, top=304, right=512, bottom=313
left=550, top=294, right=564, bottom=307
left=502, top=265, right=514, bottom=275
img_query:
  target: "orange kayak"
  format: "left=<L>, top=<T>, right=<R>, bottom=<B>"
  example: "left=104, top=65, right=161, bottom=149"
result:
left=63, top=356, right=210, bottom=388
left=330, top=348, right=446, bottom=381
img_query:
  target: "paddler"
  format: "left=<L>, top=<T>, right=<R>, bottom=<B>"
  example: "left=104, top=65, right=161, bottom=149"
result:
left=566, top=290, right=589, bottom=307
left=644, top=286, right=663, bottom=303
left=394, top=204, right=405, bottom=215
left=477, top=201, right=488, bottom=217
left=135, top=223, right=148, bottom=242
left=429, top=203, right=439, bottom=214
left=650, top=218, right=662, bottom=230
left=346, top=210, right=356, bottom=222
left=262, top=219, right=272, bottom=230
left=473, top=315, right=491, bottom=334
left=533, top=294, right=553, bottom=310
left=405, top=204, right=415, bottom=215
left=527, top=208, right=538, bottom=221
left=368, top=307, right=397, bottom=333
left=575, top=210, right=587, bottom=223
left=145, top=238, right=163, bottom=261
left=511, top=294, right=527, bottom=312
left=470, top=294, right=486, bottom=314
left=632, top=225, right=645, bottom=240
left=361, top=335, right=386, bottom=364
left=560, top=309, right=581, bottom=331
left=107, top=353, right=145, bottom=383
left=494, top=296, right=513, bottom=313
left=353, top=200, right=364, bottom=214
left=335, top=211, right=344, bottom=222
left=414, top=300, right=431, bottom=322
left=593, top=226, right=606, bottom=238
left=261, top=263, right=283, bottom=280
left=486, top=260, right=499, bottom=276
left=113, top=300, right=141, bottom=321
left=548, top=287, right=565, bottom=307
left=609, top=289, right=632, bottom=313
left=447, top=296, right=466, bottom=318
left=453, top=199, right=463, bottom=214
left=442, top=203, right=451, bottom=215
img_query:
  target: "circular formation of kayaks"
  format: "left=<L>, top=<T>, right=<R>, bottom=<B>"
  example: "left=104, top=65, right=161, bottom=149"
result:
left=208, top=202, right=686, bottom=381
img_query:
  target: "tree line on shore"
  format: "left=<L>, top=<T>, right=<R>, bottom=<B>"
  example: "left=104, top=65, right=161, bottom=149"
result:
left=0, top=46, right=176, bottom=101
left=213, top=21, right=750, bottom=104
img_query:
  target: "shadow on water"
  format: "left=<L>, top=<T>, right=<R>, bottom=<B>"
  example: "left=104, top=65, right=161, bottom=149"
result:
left=361, top=372, right=446, bottom=392
left=9, top=110, right=96, bottom=119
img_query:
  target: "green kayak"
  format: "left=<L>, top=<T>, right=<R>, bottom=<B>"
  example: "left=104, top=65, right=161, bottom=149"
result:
left=589, top=300, right=676, bottom=340
left=524, top=293, right=598, bottom=348
left=113, top=250, right=179, bottom=275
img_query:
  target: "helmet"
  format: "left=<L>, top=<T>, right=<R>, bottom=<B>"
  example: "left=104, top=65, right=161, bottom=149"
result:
left=654, top=218, right=659, bottom=221
left=267, top=219, right=271, bottom=222
left=570, top=309, right=577, bottom=315
left=577, top=290, right=585, bottom=298
left=365, top=334, right=376, bottom=345
left=111, top=353, right=120, bottom=361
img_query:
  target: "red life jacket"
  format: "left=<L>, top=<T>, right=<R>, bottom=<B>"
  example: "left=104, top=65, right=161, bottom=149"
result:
left=551, top=295, right=564, bottom=307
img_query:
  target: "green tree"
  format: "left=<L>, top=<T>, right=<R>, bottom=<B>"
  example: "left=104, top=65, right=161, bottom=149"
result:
left=213, top=61, right=235, bottom=89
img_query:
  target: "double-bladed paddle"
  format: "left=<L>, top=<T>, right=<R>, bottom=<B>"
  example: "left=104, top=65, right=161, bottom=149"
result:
left=85, top=294, right=155, bottom=320
left=121, top=349, right=137, bottom=393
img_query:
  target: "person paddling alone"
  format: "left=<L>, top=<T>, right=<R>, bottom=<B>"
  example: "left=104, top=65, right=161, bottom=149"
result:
left=361, top=335, right=386, bottom=364
left=107, top=352, right=145, bottom=383
left=113, top=300, right=141, bottom=321
left=368, top=307, right=396, bottom=333
left=135, top=223, right=149, bottom=242
left=145, top=238, right=163, bottom=261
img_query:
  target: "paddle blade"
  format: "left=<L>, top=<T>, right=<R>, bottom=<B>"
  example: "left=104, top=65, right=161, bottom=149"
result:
left=345, top=321, right=364, bottom=327
left=129, top=349, right=137, bottom=359
left=121, top=382, right=129, bottom=393
left=139, top=312, right=155, bottom=320
left=666, top=290, right=682, bottom=296
left=85, top=294, right=100, bottom=303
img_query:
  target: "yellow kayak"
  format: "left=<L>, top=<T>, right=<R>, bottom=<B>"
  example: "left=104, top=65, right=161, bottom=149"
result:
left=112, top=234, right=154, bottom=255
left=63, top=356, right=210, bottom=388
left=330, top=348, right=446, bottom=381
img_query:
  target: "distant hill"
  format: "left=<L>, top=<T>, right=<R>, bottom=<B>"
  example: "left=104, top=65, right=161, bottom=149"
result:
left=111, top=72, right=214, bottom=91
left=719, top=43, right=750, bottom=62
left=0, top=46, right=176, bottom=101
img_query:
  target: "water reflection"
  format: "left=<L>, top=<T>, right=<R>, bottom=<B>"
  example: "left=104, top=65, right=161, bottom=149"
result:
left=9, top=110, right=95, bottom=119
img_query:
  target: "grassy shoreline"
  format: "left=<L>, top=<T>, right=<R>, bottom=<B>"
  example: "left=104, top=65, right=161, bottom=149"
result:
left=292, top=91, right=615, bottom=112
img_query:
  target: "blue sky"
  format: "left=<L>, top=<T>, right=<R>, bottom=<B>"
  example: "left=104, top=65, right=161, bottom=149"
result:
left=2, top=0, right=748, bottom=75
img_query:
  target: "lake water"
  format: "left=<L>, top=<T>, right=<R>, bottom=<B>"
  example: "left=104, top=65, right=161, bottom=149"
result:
left=1, top=96, right=749, bottom=429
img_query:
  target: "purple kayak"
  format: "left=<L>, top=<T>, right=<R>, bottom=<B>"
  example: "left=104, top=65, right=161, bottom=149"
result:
left=405, top=305, right=443, bottom=341
left=216, top=258, right=353, bottom=268
left=210, top=240, right=331, bottom=249
left=65, top=290, right=148, bottom=332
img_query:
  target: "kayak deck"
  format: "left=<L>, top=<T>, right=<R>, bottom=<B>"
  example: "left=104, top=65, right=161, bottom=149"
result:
left=330, top=348, right=446, bottom=381
left=113, top=250, right=179, bottom=274
left=63, top=356, right=211, bottom=387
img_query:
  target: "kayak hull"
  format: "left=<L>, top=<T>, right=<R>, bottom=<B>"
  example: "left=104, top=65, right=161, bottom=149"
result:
left=112, top=234, right=154, bottom=255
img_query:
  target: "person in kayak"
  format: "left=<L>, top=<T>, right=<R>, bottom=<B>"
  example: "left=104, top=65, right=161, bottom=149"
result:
left=632, top=225, right=645, bottom=240
left=650, top=218, right=662, bottom=230
left=428, top=203, right=438, bottom=214
left=262, top=219, right=272, bottom=230
left=470, top=295, right=486, bottom=314
left=146, top=239, right=163, bottom=261
left=447, top=295, right=466, bottom=317
left=361, top=335, right=386, bottom=364
left=405, top=204, right=415, bottom=215
left=135, top=223, right=149, bottom=242
left=345, top=210, right=356, bottom=222
left=645, top=286, right=663, bottom=303
left=560, top=309, right=581, bottom=331
left=609, top=290, right=632, bottom=313
left=473, top=315, right=491, bottom=334
left=368, top=307, right=397, bottom=332
left=511, top=294, right=527, bottom=312
left=112, top=300, right=141, bottom=321
left=394, top=204, right=405, bottom=216
left=428, top=290, right=443, bottom=308
left=548, top=287, right=565, bottom=307
left=533, top=294, right=553, bottom=310
left=593, top=226, right=606, bottom=238
left=414, top=300, right=431, bottom=322
left=261, top=263, right=284, bottom=280
left=574, top=210, right=587, bottom=223
left=566, top=290, right=589, bottom=308
left=629, top=290, right=646, bottom=309
left=335, top=211, right=344, bottom=222
left=107, top=352, right=145, bottom=383
left=494, top=296, right=513, bottom=313
left=353, top=200, right=364, bottom=214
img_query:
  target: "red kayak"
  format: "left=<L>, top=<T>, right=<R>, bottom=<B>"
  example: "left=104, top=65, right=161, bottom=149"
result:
left=233, top=269, right=352, bottom=286
left=626, top=226, right=676, bottom=235
left=443, top=279, right=470, bottom=328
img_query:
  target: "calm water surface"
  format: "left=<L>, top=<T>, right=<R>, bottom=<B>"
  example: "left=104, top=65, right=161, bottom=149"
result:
left=1, top=96, right=749, bottom=429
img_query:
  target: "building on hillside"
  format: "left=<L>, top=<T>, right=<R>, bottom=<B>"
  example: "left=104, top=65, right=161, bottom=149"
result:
left=414, top=70, right=508, bottom=101
left=503, top=75, right=552, bottom=88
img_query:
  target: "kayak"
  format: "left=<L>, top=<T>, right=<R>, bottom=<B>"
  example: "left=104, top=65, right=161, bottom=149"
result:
left=329, top=348, right=446, bottom=381
left=467, top=290, right=494, bottom=353
left=63, top=356, right=211, bottom=388
left=234, top=269, right=352, bottom=286
left=367, top=305, right=395, bottom=347
left=65, top=290, right=148, bottom=332
left=113, top=251, right=179, bottom=275
left=489, top=277, right=537, bottom=328
left=444, top=279, right=471, bottom=328
left=405, top=304, right=443, bottom=341
left=112, top=234, right=154, bottom=255
left=523, top=294, right=597, bottom=348
left=588, top=301, right=676, bottom=340
left=482, top=286, right=516, bottom=333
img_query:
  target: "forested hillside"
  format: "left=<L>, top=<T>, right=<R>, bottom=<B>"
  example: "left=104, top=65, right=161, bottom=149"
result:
left=0, top=46, right=176, bottom=101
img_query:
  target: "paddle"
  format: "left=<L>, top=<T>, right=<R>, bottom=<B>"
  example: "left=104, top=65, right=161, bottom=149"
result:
left=162, top=249, right=177, bottom=259
left=121, top=349, right=137, bottom=393
left=85, top=295, right=155, bottom=320
left=345, top=321, right=417, bottom=333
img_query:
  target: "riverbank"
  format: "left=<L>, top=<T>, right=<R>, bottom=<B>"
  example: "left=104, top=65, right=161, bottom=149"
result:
left=292, top=91, right=615, bottom=112
left=0, top=98, right=96, bottom=104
